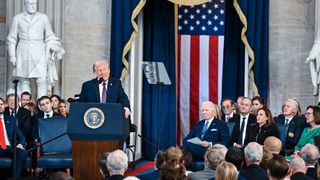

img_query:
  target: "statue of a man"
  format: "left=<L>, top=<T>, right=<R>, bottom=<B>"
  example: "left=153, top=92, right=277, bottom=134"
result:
left=307, top=28, right=320, bottom=102
left=7, top=0, right=65, bottom=98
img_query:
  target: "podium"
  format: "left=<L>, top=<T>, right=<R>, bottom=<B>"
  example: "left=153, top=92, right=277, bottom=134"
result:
left=68, top=103, right=129, bottom=180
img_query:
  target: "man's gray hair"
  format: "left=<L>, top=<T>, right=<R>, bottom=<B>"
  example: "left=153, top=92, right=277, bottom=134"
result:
left=107, top=150, right=128, bottom=175
left=286, top=98, right=299, bottom=111
left=289, top=157, right=306, bottom=171
left=93, top=60, right=110, bottom=72
left=300, top=143, right=320, bottom=166
left=202, top=101, right=215, bottom=110
left=244, top=142, right=263, bottom=162
left=205, top=146, right=227, bottom=170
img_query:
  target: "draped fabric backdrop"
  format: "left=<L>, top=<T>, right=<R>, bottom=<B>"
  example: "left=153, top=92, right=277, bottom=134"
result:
left=222, top=0, right=269, bottom=101
left=142, top=0, right=176, bottom=160
left=177, top=0, right=225, bottom=143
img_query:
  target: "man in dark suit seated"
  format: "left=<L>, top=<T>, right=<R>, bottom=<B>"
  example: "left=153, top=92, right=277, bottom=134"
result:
left=300, top=144, right=319, bottom=179
left=274, top=98, right=307, bottom=154
left=290, top=157, right=314, bottom=180
left=182, top=101, right=230, bottom=161
left=231, top=97, right=256, bottom=147
left=267, top=154, right=290, bottom=180
left=105, top=150, right=128, bottom=180
left=239, top=142, right=268, bottom=180
left=4, top=93, right=32, bottom=144
left=221, top=98, right=239, bottom=123
left=0, top=97, right=27, bottom=177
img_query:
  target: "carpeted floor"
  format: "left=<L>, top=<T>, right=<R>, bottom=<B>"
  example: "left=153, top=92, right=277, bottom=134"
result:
left=125, top=160, right=155, bottom=176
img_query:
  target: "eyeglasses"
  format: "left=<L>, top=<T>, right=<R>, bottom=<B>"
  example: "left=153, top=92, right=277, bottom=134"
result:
left=304, top=112, right=313, bottom=116
left=222, top=106, right=231, bottom=109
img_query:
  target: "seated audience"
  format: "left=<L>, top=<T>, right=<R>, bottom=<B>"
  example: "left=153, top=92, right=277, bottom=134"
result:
left=58, top=99, right=69, bottom=117
left=294, top=106, right=320, bottom=152
left=106, top=150, right=128, bottom=180
left=220, top=98, right=239, bottom=123
left=99, top=152, right=110, bottom=179
left=160, top=147, right=187, bottom=180
left=251, top=96, right=265, bottom=115
left=50, top=94, right=62, bottom=113
left=182, top=101, right=229, bottom=161
left=213, top=103, right=222, bottom=119
left=188, top=146, right=226, bottom=180
left=239, top=142, right=268, bottom=180
left=225, top=146, right=244, bottom=171
left=290, top=157, right=313, bottom=180
left=267, top=154, right=290, bottom=180
left=260, top=147, right=273, bottom=170
left=299, top=143, right=319, bottom=179
left=181, top=149, right=193, bottom=175
left=137, top=150, right=165, bottom=180
left=215, top=162, right=238, bottom=180
left=248, top=107, right=278, bottom=145
left=24, top=102, right=39, bottom=116
left=274, top=98, right=306, bottom=154
left=263, top=136, right=282, bottom=155
left=20, top=91, right=32, bottom=108
left=0, top=97, right=27, bottom=177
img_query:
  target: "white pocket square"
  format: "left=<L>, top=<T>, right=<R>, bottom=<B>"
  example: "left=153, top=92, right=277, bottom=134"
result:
left=210, top=128, right=218, bottom=131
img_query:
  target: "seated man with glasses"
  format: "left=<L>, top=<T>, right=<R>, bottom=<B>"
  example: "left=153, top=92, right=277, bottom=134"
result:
left=220, top=98, right=239, bottom=123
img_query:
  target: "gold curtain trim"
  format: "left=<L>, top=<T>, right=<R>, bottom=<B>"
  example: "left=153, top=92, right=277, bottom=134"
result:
left=168, top=0, right=209, bottom=6
left=233, top=0, right=259, bottom=96
left=120, top=0, right=147, bottom=81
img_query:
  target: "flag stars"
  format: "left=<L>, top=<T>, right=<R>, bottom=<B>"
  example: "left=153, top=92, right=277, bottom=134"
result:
left=178, top=26, right=182, bottom=30
left=189, top=26, right=194, bottom=31
left=178, top=14, right=182, bottom=19
left=202, top=15, right=206, bottom=20
left=214, top=15, right=218, bottom=20
left=184, top=8, right=188, bottom=13
left=208, top=9, right=212, bottom=14
left=196, top=20, right=200, bottom=25
left=201, top=26, right=206, bottom=31
left=190, top=14, right=194, bottom=19
left=220, top=10, right=224, bottom=14
left=196, top=9, right=201, bottom=14
left=214, top=4, right=219, bottom=9
left=220, top=21, right=224, bottom=26
left=202, top=3, right=206, bottom=8
left=184, top=20, right=188, bottom=25
left=214, top=26, right=218, bottom=31
left=207, top=20, right=212, bottom=25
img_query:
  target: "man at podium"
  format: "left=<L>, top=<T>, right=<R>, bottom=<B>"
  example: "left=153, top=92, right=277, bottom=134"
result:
left=79, top=60, right=131, bottom=118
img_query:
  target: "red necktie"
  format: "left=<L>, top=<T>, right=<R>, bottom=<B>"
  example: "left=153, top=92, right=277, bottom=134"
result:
left=101, top=83, right=107, bottom=103
left=0, top=117, right=7, bottom=150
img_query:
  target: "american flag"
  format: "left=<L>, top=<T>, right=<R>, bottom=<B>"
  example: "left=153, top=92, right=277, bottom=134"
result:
left=177, top=0, right=225, bottom=142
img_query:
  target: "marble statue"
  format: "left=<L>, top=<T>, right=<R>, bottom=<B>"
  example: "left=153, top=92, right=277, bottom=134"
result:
left=7, top=0, right=65, bottom=98
left=307, top=28, right=320, bottom=102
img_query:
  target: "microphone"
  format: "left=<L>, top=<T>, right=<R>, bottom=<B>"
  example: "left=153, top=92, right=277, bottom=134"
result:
left=13, top=79, right=19, bottom=84
left=98, top=78, right=104, bottom=84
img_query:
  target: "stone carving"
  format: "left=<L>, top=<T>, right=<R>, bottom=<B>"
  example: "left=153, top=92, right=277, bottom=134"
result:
left=7, top=0, right=65, bottom=98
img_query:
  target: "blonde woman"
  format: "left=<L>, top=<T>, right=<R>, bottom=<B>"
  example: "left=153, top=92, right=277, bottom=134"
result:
left=215, top=162, right=238, bottom=180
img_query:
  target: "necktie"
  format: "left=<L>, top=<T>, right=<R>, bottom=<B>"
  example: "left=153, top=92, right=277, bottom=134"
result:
left=201, top=121, right=209, bottom=139
left=285, top=119, right=289, bottom=126
left=0, top=117, right=7, bottom=150
left=238, top=117, right=246, bottom=145
left=102, top=83, right=107, bottom=103
left=45, top=114, right=50, bottom=118
left=226, top=116, right=230, bottom=122
left=10, top=111, right=14, bottom=117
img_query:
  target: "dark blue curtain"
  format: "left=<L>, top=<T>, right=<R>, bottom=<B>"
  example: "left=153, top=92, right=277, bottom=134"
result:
left=142, top=0, right=176, bottom=160
left=110, top=0, right=140, bottom=78
left=222, top=0, right=269, bottom=101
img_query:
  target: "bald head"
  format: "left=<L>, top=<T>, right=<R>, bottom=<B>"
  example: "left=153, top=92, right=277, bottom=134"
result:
left=263, top=136, right=282, bottom=154
left=290, top=157, right=307, bottom=174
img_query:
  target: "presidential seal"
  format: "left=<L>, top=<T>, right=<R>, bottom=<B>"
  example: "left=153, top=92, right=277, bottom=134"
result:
left=83, top=108, right=105, bottom=129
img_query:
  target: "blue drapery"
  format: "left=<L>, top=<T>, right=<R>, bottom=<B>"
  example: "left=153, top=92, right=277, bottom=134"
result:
left=110, top=0, right=140, bottom=78
left=222, top=0, right=269, bottom=101
left=142, top=0, right=176, bottom=160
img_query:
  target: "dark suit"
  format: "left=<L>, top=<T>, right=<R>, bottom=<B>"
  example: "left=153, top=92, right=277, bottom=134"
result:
left=247, top=124, right=279, bottom=145
left=231, top=114, right=256, bottom=146
left=136, top=170, right=160, bottom=180
left=274, top=114, right=307, bottom=151
left=291, top=172, right=314, bottom=180
left=182, top=118, right=230, bottom=161
left=79, top=77, right=130, bottom=108
left=4, top=107, right=32, bottom=142
left=306, top=167, right=317, bottom=180
left=239, top=164, right=268, bottom=180
left=31, top=111, right=61, bottom=141
left=105, top=175, right=125, bottom=180
left=0, top=114, right=27, bottom=176
left=221, top=113, right=240, bottom=123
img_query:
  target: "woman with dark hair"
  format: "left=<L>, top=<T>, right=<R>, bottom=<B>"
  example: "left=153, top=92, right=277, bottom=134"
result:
left=50, top=94, right=62, bottom=113
left=248, top=107, right=278, bottom=145
left=294, top=105, right=320, bottom=152
left=251, top=96, right=265, bottom=115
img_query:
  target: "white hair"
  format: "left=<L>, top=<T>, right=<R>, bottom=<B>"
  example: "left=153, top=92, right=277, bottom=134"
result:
left=289, top=157, right=306, bottom=171
left=286, top=98, right=299, bottom=111
left=202, top=101, right=215, bottom=110
left=300, top=143, right=320, bottom=166
left=244, top=142, right=263, bottom=162
left=107, top=150, right=128, bottom=175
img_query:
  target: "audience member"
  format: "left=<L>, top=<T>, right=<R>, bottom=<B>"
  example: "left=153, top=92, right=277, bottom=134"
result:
left=50, top=94, right=62, bottom=113
left=182, top=101, right=229, bottom=161
left=181, top=149, right=193, bottom=175
left=51, top=171, right=73, bottom=180
left=160, top=147, right=187, bottom=180
left=58, top=99, right=69, bottom=117
left=263, top=136, right=282, bottom=154
left=248, top=107, right=278, bottom=145
left=0, top=97, right=27, bottom=177
left=106, top=150, right=128, bottom=180
left=260, top=147, right=273, bottom=170
left=290, top=157, right=313, bottom=180
left=225, top=146, right=244, bottom=171
left=99, top=152, right=110, bottom=179
left=137, top=150, right=165, bottom=180
left=294, top=106, right=320, bottom=152
left=299, top=143, right=319, bottom=179
left=267, top=154, right=290, bottom=180
left=232, top=97, right=256, bottom=147
left=188, top=146, right=226, bottom=180
left=20, top=91, right=32, bottom=107
left=221, top=98, right=239, bottom=123
left=240, top=142, right=268, bottom=180
left=4, top=93, right=32, bottom=143
left=213, top=103, right=222, bottom=119
left=215, top=162, right=238, bottom=180
left=24, top=102, right=39, bottom=116
left=235, top=96, right=244, bottom=114
left=251, top=96, right=265, bottom=115
left=274, top=98, right=307, bottom=154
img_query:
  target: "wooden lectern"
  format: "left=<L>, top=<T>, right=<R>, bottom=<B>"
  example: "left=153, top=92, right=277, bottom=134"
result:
left=68, top=103, right=129, bottom=180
